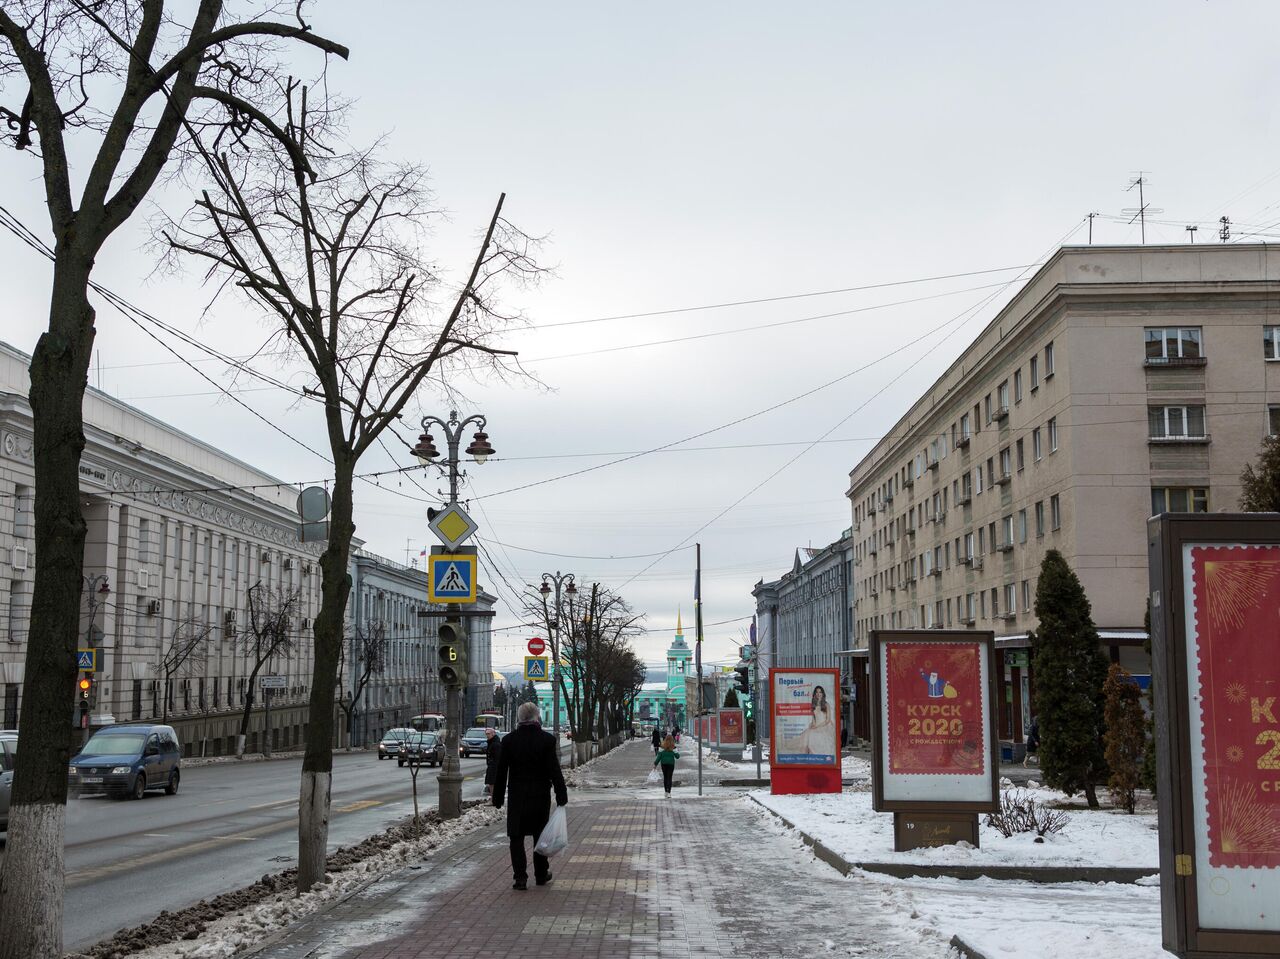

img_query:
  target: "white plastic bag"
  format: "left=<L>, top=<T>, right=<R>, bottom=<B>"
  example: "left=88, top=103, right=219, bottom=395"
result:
left=646, top=767, right=661, bottom=784
left=534, top=805, right=569, bottom=857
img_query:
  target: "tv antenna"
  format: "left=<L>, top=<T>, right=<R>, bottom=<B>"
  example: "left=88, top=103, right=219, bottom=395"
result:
left=1219, top=216, right=1231, bottom=243
left=1185, top=225, right=1198, bottom=244
left=1122, top=173, right=1163, bottom=244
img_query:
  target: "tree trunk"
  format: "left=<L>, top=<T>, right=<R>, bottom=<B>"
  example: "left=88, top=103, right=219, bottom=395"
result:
left=237, top=684, right=257, bottom=757
left=1084, top=781, right=1100, bottom=809
left=0, top=257, right=97, bottom=959
left=297, top=461, right=355, bottom=892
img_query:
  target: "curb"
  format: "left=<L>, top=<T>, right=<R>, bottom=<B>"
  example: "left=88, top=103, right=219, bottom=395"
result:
left=949, top=934, right=993, bottom=959
left=747, top=794, right=1156, bottom=885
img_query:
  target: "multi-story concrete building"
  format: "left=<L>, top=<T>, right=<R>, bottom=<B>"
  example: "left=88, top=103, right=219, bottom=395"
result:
left=752, top=533, right=856, bottom=738
left=346, top=547, right=496, bottom=746
left=0, top=340, right=496, bottom=755
left=846, top=244, right=1280, bottom=750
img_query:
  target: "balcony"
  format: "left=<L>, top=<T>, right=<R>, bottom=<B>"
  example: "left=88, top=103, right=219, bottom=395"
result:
left=970, top=556, right=985, bottom=570
left=903, top=473, right=915, bottom=488
left=868, top=546, right=877, bottom=557
left=959, top=554, right=973, bottom=567
left=998, top=541, right=1015, bottom=553
left=956, top=434, right=971, bottom=449
left=1144, top=355, right=1207, bottom=369
left=996, top=472, right=1012, bottom=486
left=1148, top=434, right=1211, bottom=446
left=929, top=567, right=942, bottom=578
left=884, top=489, right=894, bottom=503
left=999, top=611, right=1017, bottom=621
left=905, top=527, right=916, bottom=540
left=955, top=492, right=972, bottom=507
left=868, top=502, right=878, bottom=515
left=927, top=459, right=940, bottom=472
left=959, top=616, right=976, bottom=626
left=993, top=405, right=1010, bottom=422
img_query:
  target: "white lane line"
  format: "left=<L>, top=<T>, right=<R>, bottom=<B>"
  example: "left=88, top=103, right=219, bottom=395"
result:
left=143, top=833, right=173, bottom=838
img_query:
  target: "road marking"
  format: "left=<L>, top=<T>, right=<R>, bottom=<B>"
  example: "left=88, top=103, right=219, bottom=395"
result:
left=210, top=835, right=258, bottom=841
left=143, top=833, right=173, bottom=838
left=334, top=799, right=382, bottom=813
left=248, top=799, right=296, bottom=811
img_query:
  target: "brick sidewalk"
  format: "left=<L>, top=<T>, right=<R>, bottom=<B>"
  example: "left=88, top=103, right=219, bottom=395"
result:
left=251, top=741, right=946, bottom=959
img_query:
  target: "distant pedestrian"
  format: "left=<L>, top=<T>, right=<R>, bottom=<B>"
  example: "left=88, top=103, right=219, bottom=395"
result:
left=492, top=702, right=568, bottom=891
left=484, top=727, right=502, bottom=795
left=651, top=726, right=661, bottom=754
left=672, top=724, right=681, bottom=745
left=654, top=735, right=680, bottom=797
left=1023, top=718, right=1040, bottom=768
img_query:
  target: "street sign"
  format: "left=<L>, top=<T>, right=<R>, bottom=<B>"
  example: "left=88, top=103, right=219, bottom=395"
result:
left=76, top=649, right=95, bottom=670
left=428, top=503, right=479, bottom=548
left=259, top=675, right=286, bottom=689
left=527, top=637, right=546, bottom=656
left=524, top=656, right=549, bottom=681
left=427, top=548, right=477, bottom=604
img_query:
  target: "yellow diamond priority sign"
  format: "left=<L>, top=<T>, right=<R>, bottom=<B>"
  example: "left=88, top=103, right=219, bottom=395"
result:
left=428, top=503, right=479, bottom=548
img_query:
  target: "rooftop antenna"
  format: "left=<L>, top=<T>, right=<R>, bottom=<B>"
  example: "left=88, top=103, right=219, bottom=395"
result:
left=1219, top=216, right=1231, bottom=243
left=1087, top=212, right=1098, bottom=244
left=1123, top=173, right=1163, bottom=244
left=1185, top=225, right=1198, bottom=244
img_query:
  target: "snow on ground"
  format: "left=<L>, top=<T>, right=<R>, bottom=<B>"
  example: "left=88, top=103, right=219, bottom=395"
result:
left=124, top=804, right=502, bottom=959
left=752, top=756, right=1158, bottom=869
left=746, top=793, right=1166, bottom=959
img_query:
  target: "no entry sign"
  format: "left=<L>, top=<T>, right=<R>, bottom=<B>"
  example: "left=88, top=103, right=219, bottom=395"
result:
left=527, top=637, right=546, bottom=656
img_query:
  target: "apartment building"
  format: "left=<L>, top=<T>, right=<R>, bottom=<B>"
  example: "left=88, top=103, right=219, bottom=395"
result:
left=846, top=244, right=1280, bottom=748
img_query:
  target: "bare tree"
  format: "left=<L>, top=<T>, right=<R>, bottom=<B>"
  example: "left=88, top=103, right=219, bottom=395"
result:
left=163, top=88, right=541, bottom=891
left=233, top=583, right=301, bottom=757
left=337, top=619, right=387, bottom=750
left=0, top=7, right=345, bottom=954
left=159, top=615, right=212, bottom=724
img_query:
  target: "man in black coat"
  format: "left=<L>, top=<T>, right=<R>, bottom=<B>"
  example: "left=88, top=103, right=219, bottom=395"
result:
left=492, top=702, right=568, bottom=890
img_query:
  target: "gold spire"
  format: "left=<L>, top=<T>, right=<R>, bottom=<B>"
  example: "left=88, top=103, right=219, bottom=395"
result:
left=676, top=607, right=683, bottom=635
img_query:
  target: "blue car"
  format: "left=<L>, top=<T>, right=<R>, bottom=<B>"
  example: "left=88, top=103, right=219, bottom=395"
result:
left=69, top=724, right=181, bottom=800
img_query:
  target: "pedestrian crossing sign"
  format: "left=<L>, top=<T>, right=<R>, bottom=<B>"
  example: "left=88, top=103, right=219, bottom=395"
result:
left=428, top=550, right=477, bottom=604
left=76, top=649, right=96, bottom=670
left=524, top=656, right=549, bottom=681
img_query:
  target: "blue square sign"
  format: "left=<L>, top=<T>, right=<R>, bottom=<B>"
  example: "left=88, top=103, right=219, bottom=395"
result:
left=428, top=552, right=476, bottom=604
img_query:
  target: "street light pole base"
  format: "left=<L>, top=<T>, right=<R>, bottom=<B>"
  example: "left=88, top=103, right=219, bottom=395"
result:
left=437, top=771, right=464, bottom=819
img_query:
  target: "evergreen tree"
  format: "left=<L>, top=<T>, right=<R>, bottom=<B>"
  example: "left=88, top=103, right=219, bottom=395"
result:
left=1240, top=435, right=1280, bottom=511
left=723, top=688, right=740, bottom=708
left=1032, top=550, right=1110, bottom=808
left=1103, top=664, right=1145, bottom=814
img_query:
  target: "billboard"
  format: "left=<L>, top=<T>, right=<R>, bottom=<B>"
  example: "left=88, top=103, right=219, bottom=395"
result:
left=870, top=631, right=998, bottom=812
left=719, top=708, right=745, bottom=746
left=770, top=668, right=841, bottom=794
left=1149, top=515, right=1280, bottom=956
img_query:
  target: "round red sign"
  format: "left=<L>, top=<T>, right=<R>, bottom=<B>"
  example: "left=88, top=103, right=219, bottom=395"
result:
left=527, top=637, right=546, bottom=656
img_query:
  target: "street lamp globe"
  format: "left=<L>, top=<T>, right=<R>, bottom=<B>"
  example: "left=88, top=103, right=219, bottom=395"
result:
left=97, top=579, right=111, bottom=596
left=465, top=430, right=494, bottom=464
left=539, top=580, right=551, bottom=597
left=412, top=433, right=439, bottom=465
left=565, top=579, right=577, bottom=596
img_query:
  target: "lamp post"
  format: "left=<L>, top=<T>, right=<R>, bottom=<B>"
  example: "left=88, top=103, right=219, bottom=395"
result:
left=539, top=571, right=576, bottom=761
left=81, top=574, right=110, bottom=725
left=412, top=411, right=494, bottom=819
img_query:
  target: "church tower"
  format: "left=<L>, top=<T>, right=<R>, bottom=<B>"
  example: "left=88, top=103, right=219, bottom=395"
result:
left=665, top=608, right=693, bottom=697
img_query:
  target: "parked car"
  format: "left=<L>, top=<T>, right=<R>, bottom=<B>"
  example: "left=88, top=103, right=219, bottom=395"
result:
left=68, top=724, right=181, bottom=800
left=460, top=727, right=495, bottom=758
left=378, top=728, right=414, bottom=760
left=0, top=729, right=16, bottom=832
left=398, top=732, right=445, bottom=767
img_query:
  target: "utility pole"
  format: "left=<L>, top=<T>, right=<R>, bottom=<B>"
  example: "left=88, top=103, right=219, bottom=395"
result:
left=751, top=615, right=762, bottom=782
left=1087, top=211, right=1097, bottom=245
left=1220, top=216, right=1231, bottom=243
left=695, top=543, right=704, bottom=798
left=540, top=571, right=577, bottom=761
left=1186, top=225, right=1198, bottom=244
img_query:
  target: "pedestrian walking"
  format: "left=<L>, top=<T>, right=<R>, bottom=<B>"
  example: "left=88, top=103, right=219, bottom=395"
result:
left=492, top=702, right=568, bottom=891
left=651, top=726, right=661, bottom=755
left=1023, top=717, right=1040, bottom=768
left=654, top=735, right=679, bottom=797
left=483, top=727, right=502, bottom=795
left=672, top=724, right=681, bottom=745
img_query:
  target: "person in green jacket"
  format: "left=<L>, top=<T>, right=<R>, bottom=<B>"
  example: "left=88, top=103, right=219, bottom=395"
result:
left=654, top=736, right=679, bottom=797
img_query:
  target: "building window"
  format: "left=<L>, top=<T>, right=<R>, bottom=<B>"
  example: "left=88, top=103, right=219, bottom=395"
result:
left=1145, top=326, right=1202, bottom=363
left=975, top=467, right=984, bottom=496
left=1017, top=509, right=1027, bottom=543
left=1048, top=417, right=1059, bottom=452
left=998, top=381, right=1010, bottom=411
left=1033, top=427, right=1042, bottom=461
left=1270, top=405, right=1280, bottom=437
left=991, top=587, right=999, bottom=616
left=965, top=592, right=975, bottom=620
left=1151, top=487, right=1209, bottom=515
left=1021, top=579, right=1032, bottom=612
left=999, top=447, right=1012, bottom=477
left=1035, top=501, right=1045, bottom=537
left=1149, top=406, right=1207, bottom=439
left=1014, top=369, right=1023, bottom=404
left=977, top=527, right=985, bottom=554
left=984, top=394, right=993, bottom=424
left=1001, top=514, right=1014, bottom=546
left=987, top=457, right=995, bottom=487
left=964, top=532, right=975, bottom=559
left=988, top=521, right=997, bottom=553
left=1050, top=494, right=1062, bottom=530
left=1044, top=341, right=1055, bottom=377
left=960, top=412, right=971, bottom=440
left=1016, top=438, right=1025, bottom=471
left=1266, top=326, right=1280, bottom=360
left=1030, top=354, right=1040, bottom=390
left=1004, top=583, right=1017, bottom=614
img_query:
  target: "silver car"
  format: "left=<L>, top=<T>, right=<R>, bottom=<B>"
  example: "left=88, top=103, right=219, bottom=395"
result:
left=0, top=730, right=16, bottom=833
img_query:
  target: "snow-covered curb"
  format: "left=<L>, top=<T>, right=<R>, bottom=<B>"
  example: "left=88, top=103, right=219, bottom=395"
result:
left=75, top=804, right=501, bottom=959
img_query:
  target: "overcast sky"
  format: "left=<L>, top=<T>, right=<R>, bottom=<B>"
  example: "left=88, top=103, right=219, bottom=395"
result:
left=3, top=1, right=1279, bottom=671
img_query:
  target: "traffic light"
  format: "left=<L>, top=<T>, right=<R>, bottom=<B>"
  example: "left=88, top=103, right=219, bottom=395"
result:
left=437, top=618, right=469, bottom=687
left=734, top=664, right=750, bottom=695
left=78, top=673, right=93, bottom=700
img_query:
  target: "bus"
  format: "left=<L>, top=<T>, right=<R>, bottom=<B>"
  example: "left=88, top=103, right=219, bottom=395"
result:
left=474, top=712, right=506, bottom=731
left=408, top=713, right=445, bottom=733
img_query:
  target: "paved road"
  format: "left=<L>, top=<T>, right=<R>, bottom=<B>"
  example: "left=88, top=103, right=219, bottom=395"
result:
left=1, top=749, right=492, bottom=952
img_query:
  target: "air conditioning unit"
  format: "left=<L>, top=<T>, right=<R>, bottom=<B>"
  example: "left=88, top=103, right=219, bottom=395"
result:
left=181, top=678, right=191, bottom=691
left=930, top=568, right=942, bottom=578
left=224, top=610, right=237, bottom=626
left=261, top=551, right=272, bottom=564
left=301, top=618, right=311, bottom=630
left=956, top=435, right=971, bottom=449
left=936, top=511, right=947, bottom=523
left=147, top=600, right=161, bottom=616
left=12, top=545, right=29, bottom=572
left=903, top=474, right=914, bottom=488
left=283, top=558, right=294, bottom=571
left=302, top=563, right=312, bottom=576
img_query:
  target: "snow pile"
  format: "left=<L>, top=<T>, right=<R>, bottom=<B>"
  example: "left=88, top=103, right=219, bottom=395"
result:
left=86, top=804, right=501, bottom=959
left=752, top=782, right=1158, bottom=869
